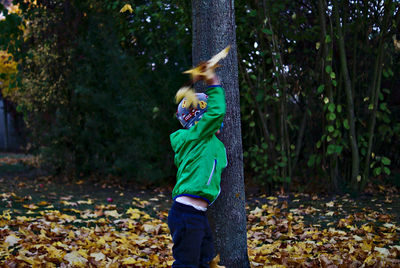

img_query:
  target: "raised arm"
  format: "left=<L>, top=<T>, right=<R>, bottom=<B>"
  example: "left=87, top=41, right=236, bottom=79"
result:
left=187, top=74, right=226, bottom=140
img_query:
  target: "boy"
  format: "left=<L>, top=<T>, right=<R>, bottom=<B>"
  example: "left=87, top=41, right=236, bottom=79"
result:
left=168, top=71, right=227, bottom=267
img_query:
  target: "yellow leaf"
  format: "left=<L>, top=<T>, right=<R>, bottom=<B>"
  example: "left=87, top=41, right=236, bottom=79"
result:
left=77, top=249, right=88, bottom=259
left=183, top=65, right=205, bottom=78
left=59, top=214, right=76, bottom=222
left=361, top=241, right=372, bottom=252
left=348, top=244, right=355, bottom=254
left=362, top=224, right=373, bottom=233
left=210, top=254, right=225, bottom=268
left=207, top=46, right=230, bottom=68
left=150, top=254, right=159, bottom=263
left=128, top=221, right=136, bottom=229
left=120, top=4, right=133, bottom=14
left=122, top=257, right=138, bottom=264
left=104, top=210, right=122, bottom=218
left=183, top=46, right=230, bottom=81
left=46, top=245, right=63, bottom=259
left=23, top=204, right=39, bottom=210
left=97, top=238, right=106, bottom=246
left=77, top=199, right=93, bottom=205
left=325, top=201, right=334, bottom=207
left=126, top=207, right=141, bottom=219
left=37, top=201, right=49, bottom=206
left=39, top=229, right=47, bottom=239
left=175, top=86, right=199, bottom=108
left=363, top=254, right=375, bottom=265
left=68, top=230, right=75, bottom=239
left=16, top=255, right=35, bottom=265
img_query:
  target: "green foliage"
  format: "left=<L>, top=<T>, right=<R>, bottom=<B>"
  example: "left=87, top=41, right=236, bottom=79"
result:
left=236, top=0, right=400, bottom=192
left=1, top=0, right=191, bottom=184
left=1, top=0, right=399, bottom=192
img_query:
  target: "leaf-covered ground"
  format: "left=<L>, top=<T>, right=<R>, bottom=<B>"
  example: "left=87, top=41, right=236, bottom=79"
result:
left=0, top=154, right=399, bottom=267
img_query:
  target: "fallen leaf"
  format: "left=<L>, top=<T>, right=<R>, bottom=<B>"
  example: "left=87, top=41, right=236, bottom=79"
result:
left=90, top=252, right=106, bottom=261
left=375, top=247, right=390, bottom=257
left=64, top=251, right=88, bottom=266
left=104, top=210, right=121, bottom=218
left=5, top=234, right=20, bottom=247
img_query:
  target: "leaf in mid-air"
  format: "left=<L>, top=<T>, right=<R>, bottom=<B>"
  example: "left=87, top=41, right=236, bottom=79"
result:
left=120, top=4, right=133, bottom=14
left=183, top=46, right=231, bottom=81
left=175, top=86, right=199, bottom=108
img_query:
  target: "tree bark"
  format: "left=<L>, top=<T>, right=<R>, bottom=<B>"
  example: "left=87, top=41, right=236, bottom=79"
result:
left=318, top=0, right=340, bottom=192
left=265, top=10, right=291, bottom=185
left=333, top=0, right=360, bottom=190
left=362, top=0, right=392, bottom=189
left=2, top=99, right=9, bottom=150
left=192, top=1, right=250, bottom=267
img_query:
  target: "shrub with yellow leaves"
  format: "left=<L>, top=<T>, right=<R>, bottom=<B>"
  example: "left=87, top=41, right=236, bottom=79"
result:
left=0, top=51, right=18, bottom=97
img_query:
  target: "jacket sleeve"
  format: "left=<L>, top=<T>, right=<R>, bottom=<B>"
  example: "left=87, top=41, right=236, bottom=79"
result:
left=187, top=85, right=226, bottom=140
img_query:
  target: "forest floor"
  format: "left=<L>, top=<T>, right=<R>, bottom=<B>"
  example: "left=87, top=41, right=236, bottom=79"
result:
left=0, top=153, right=399, bottom=267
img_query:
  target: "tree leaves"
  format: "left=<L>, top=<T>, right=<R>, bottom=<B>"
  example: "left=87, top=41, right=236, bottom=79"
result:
left=247, top=192, right=400, bottom=267
left=0, top=50, right=18, bottom=97
left=0, top=172, right=399, bottom=267
left=0, top=173, right=175, bottom=266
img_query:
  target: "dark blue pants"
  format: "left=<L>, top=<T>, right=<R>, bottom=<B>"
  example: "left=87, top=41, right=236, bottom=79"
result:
left=168, top=201, right=215, bottom=268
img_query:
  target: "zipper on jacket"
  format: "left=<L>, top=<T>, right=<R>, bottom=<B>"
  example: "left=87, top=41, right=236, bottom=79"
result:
left=209, top=188, right=221, bottom=206
left=207, top=159, right=217, bottom=185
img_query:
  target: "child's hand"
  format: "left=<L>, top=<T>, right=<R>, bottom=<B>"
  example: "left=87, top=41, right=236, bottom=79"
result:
left=206, top=73, right=220, bottom=86
left=183, top=45, right=230, bottom=84
left=184, top=62, right=219, bottom=84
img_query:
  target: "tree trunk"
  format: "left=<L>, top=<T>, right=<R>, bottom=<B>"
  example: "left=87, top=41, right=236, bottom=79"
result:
left=291, top=110, right=307, bottom=175
left=362, top=0, right=392, bottom=189
left=192, top=1, right=250, bottom=267
left=318, top=0, right=340, bottom=192
left=333, top=0, right=360, bottom=190
left=266, top=10, right=291, bottom=187
left=2, top=99, right=9, bottom=150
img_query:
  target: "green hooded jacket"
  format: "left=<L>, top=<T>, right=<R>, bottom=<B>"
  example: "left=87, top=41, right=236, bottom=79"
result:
left=170, top=85, right=227, bottom=204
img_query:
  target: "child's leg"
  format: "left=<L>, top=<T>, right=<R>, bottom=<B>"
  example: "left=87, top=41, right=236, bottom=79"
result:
left=168, top=201, right=208, bottom=268
left=199, top=217, right=216, bottom=268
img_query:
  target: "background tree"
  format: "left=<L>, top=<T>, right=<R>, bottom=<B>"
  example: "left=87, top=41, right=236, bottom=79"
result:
left=191, top=0, right=250, bottom=267
left=0, top=0, right=399, bottom=196
left=1, top=0, right=192, bottom=182
left=0, top=50, right=18, bottom=149
left=235, top=0, right=400, bottom=193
